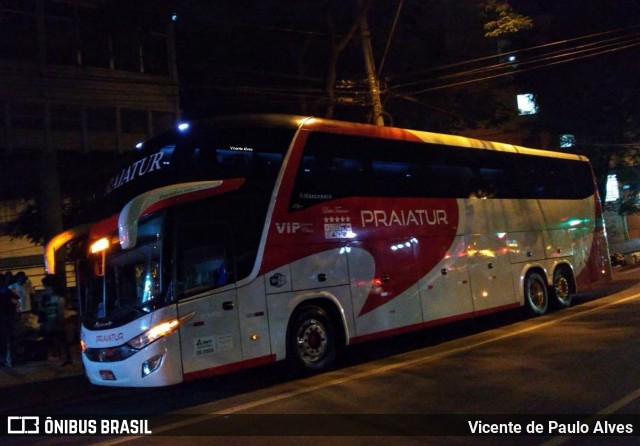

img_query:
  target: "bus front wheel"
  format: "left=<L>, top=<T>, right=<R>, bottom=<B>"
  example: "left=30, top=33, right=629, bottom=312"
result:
left=524, top=272, right=548, bottom=316
left=287, top=305, right=336, bottom=373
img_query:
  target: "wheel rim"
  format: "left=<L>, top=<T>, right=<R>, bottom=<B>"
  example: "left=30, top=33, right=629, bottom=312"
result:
left=554, top=276, right=570, bottom=302
left=296, top=318, right=328, bottom=365
left=528, top=279, right=546, bottom=311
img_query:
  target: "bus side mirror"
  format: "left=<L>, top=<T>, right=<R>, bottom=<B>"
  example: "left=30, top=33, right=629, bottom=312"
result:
left=119, top=181, right=226, bottom=249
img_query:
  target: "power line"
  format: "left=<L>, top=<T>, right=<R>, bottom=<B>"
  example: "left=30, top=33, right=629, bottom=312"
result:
left=199, top=25, right=640, bottom=105
left=423, top=33, right=640, bottom=85
left=393, top=35, right=640, bottom=96
left=402, top=39, right=640, bottom=95
left=389, top=24, right=640, bottom=88
left=377, top=0, right=404, bottom=78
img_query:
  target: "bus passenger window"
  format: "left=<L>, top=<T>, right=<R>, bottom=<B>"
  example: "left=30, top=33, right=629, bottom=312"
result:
left=291, top=153, right=365, bottom=209
left=371, top=160, right=417, bottom=196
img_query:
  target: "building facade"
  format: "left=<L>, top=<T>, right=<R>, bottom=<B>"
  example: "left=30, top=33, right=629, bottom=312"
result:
left=0, top=0, right=180, bottom=289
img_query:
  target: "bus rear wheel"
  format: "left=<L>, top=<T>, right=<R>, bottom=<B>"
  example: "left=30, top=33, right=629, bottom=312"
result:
left=524, top=272, right=548, bottom=316
left=287, top=305, right=336, bottom=373
left=551, top=268, right=573, bottom=309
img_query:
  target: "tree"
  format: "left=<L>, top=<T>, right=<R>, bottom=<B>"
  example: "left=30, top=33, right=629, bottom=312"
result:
left=7, top=152, right=121, bottom=258
left=481, top=1, right=533, bottom=38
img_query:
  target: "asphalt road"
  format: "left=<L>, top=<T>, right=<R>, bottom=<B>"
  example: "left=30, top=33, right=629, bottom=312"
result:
left=3, top=267, right=640, bottom=446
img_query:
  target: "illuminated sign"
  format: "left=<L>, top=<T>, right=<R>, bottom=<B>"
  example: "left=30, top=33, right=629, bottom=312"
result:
left=105, top=151, right=165, bottom=194
left=360, top=209, right=449, bottom=227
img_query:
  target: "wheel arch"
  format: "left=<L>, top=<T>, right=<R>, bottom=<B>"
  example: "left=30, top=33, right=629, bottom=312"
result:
left=285, top=293, right=350, bottom=351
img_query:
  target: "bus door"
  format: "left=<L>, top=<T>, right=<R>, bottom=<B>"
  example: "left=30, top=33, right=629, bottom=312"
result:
left=174, top=222, right=242, bottom=375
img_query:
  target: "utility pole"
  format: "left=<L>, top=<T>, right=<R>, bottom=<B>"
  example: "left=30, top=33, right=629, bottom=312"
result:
left=357, top=0, right=384, bottom=126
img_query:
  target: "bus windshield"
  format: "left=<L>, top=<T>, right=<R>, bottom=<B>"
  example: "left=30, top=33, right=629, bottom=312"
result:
left=85, top=215, right=165, bottom=324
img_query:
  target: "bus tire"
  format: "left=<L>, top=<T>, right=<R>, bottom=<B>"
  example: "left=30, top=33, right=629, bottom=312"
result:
left=523, top=272, right=548, bottom=316
left=287, top=305, right=336, bottom=373
left=550, top=268, right=573, bottom=309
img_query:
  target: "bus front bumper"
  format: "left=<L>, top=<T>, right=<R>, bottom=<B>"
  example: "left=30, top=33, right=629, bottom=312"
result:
left=83, top=333, right=183, bottom=387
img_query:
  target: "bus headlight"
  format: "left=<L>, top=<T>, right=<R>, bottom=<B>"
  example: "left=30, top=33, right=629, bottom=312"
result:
left=84, top=344, right=138, bottom=362
left=127, top=319, right=180, bottom=350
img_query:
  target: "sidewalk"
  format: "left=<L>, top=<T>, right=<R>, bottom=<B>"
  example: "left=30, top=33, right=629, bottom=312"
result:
left=0, top=345, right=84, bottom=390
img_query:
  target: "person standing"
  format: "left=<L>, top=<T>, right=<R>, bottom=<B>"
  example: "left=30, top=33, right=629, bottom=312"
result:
left=0, top=274, right=18, bottom=367
left=41, top=275, right=72, bottom=366
left=9, top=271, right=34, bottom=313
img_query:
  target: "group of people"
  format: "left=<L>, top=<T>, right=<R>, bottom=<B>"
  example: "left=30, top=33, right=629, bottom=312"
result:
left=0, top=271, right=73, bottom=368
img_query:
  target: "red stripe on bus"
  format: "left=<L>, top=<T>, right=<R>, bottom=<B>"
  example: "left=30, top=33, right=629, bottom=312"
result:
left=183, top=354, right=277, bottom=382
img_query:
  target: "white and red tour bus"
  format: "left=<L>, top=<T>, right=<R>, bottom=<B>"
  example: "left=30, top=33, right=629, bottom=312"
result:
left=45, top=115, right=611, bottom=386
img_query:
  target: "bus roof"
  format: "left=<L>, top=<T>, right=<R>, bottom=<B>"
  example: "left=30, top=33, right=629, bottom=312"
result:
left=197, top=114, right=589, bottom=163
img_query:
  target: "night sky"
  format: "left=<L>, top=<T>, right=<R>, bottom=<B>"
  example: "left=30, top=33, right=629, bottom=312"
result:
left=2, top=0, right=640, bottom=207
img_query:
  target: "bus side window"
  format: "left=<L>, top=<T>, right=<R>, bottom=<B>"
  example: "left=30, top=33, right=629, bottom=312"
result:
left=372, top=159, right=417, bottom=197
left=519, top=156, right=551, bottom=198
left=290, top=152, right=365, bottom=210
left=426, top=164, right=474, bottom=198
